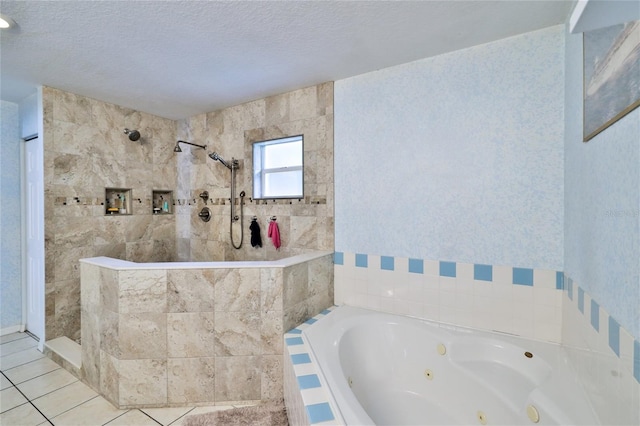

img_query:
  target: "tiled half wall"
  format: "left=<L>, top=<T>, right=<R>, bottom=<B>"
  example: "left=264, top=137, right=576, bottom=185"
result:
left=79, top=252, right=333, bottom=409
left=562, top=276, right=640, bottom=425
left=334, top=251, right=563, bottom=343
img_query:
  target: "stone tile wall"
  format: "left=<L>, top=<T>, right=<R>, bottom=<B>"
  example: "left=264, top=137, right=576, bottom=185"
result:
left=43, top=87, right=177, bottom=342
left=80, top=252, right=333, bottom=408
left=175, top=83, right=334, bottom=262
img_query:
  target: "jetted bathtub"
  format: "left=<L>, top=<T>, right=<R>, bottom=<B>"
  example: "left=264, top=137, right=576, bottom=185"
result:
left=302, top=306, right=598, bottom=425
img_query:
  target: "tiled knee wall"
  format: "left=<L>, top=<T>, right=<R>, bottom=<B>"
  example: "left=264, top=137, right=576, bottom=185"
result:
left=562, top=276, right=639, bottom=424
left=334, top=252, right=564, bottom=342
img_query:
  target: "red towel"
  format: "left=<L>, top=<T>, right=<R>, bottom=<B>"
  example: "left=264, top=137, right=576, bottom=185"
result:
left=268, top=221, right=281, bottom=249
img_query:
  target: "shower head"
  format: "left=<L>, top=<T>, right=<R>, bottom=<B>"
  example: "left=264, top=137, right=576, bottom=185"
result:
left=208, top=152, right=232, bottom=169
left=174, top=140, right=206, bottom=152
left=124, top=128, right=141, bottom=141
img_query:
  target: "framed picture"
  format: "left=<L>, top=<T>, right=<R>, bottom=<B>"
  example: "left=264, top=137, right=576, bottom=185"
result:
left=583, top=20, right=640, bottom=142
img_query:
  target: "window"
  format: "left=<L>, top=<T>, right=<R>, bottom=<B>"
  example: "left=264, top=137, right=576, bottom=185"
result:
left=253, top=135, right=303, bottom=199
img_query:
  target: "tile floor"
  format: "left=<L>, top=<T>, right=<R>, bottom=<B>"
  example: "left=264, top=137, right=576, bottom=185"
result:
left=1, top=332, right=242, bottom=425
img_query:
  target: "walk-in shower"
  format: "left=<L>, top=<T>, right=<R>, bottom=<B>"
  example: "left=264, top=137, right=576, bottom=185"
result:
left=208, top=152, right=244, bottom=249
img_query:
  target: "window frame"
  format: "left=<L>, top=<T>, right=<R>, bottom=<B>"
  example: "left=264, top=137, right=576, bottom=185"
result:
left=252, top=134, right=304, bottom=200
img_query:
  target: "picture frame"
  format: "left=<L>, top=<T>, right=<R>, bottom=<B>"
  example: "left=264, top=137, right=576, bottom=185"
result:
left=583, top=20, right=640, bottom=142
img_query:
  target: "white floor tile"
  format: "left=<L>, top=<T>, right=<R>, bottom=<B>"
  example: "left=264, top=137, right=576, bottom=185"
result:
left=0, top=386, right=28, bottom=413
left=51, top=396, right=127, bottom=426
left=0, top=401, right=47, bottom=426
left=141, top=406, right=193, bottom=425
left=104, top=409, right=160, bottom=425
left=0, top=374, right=12, bottom=391
left=17, top=367, right=78, bottom=400
left=32, top=380, right=98, bottom=418
left=0, top=333, right=30, bottom=344
left=0, top=347, right=45, bottom=370
left=2, top=356, right=61, bottom=384
left=0, top=336, right=38, bottom=357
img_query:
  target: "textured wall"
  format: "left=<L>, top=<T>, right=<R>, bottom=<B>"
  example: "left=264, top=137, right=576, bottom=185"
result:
left=563, top=25, right=639, bottom=340
left=335, top=26, right=565, bottom=270
left=562, top=24, right=640, bottom=422
left=42, top=87, right=177, bottom=341
left=176, top=83, right=334, bottom=261
left=0, top=100, right=22, bottom=332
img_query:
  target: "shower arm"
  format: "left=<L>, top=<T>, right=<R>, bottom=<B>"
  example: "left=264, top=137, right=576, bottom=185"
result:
left=175, top=140, right=206, bottom=151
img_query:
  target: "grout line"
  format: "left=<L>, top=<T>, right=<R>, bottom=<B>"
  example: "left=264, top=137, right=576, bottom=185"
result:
left=1, top=369, right=54, bottom=425
left=167, top=407, right=196, bottom=426
left=136, top=409, right=163, bottom=426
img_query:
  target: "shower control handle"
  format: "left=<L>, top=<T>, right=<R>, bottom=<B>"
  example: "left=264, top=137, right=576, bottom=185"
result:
left=199, top=207, right=211, bottom=222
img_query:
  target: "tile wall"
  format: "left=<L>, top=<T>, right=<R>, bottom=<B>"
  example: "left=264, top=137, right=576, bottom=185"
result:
left=175, top=83, right=334, bottom=262
left=561, top=276, right=640, bottom=425
left=42, top=87, right=178, bottom=342
left=334, top=251, right=563, bottom=343
left=80, top=253, right=333, bottom=408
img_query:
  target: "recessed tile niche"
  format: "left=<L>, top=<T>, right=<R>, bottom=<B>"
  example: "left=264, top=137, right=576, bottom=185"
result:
left=105, top=188, right=132, bottom=215
left=152, top=190, right=173, bottom=214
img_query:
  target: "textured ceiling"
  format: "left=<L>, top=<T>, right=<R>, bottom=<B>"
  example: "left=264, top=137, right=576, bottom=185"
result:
left=0, top=1, right=573, bottom=120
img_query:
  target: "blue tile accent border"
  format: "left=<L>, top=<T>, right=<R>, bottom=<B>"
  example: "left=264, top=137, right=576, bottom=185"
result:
left=578, top=287, right=584, bottom=313
left=297, top=374, right=321, bottom=390
left=355, top=253, right=368, bottom=268
left=291, top=353, right=311, bottom=365
left=380, top=256, right=394, bottom=271
left=439, top=261, right=456, bottom=277
left=285, top=306, right=339, bottom=425
left=286, top=337, right=304, bottom=346
left=634, top=340, right=640, bottom=383
left=556, top=271, right=564, bottom=290
left=474, top=264, right=492, bottom=281
left=609, top=316, right=620, bottom=356
left=408, top=258, right=423, bottom=274
left=306, top=402, right=335, bottom=424
left=568, top=278, right=573, bottom=300
left=333, top=251, right=344, bottom=265
left=513, top=267, right=533, bottom=286
left=590, top=299, right=599, bottom=331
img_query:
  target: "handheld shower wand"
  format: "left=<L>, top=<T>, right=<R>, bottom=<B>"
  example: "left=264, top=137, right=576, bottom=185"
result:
left=208, top=152, right=232, bottom=169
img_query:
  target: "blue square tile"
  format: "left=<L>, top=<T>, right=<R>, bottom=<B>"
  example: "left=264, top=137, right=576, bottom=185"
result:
left=286, top=337, right=303, bottom=346
left=568, top=278, right=573, bottom=300
left=380, top=256, right=394, bottom=271
left=306, top=402, right=334, bottom=424
left=578, top=287, right=584, bottom=313
left=355, top=253, right=368, bottom=268
left=333, top=252, right=344, bottom=265
left=320, top=309, right=331, bottom=315
left=513, top=267, right=533, bottom=286
left=474, top=264, right=492, bottom=281
left=297, top=374, right=321, bottom=390
left=608, top=317, right=620, bottom=356
left=408, top=258, right=423, bottom=274
left=305, top=318, right=317, bottom=325
left=291, top=353, right=311, bottom=364
left=439, top=261, right=456, bottom=277
left=287, top=328, right=302, bottom=334
left=590, top=299, right=599, bottom=331
left=556, top=271, right=564, bottom=290
left=633, top=340, right=640, bottom=384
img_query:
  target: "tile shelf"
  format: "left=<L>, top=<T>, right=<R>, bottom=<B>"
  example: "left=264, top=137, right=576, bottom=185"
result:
left=152, top=190, right=173, bottom=214
left=104, top=188, right=132, bottom=215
